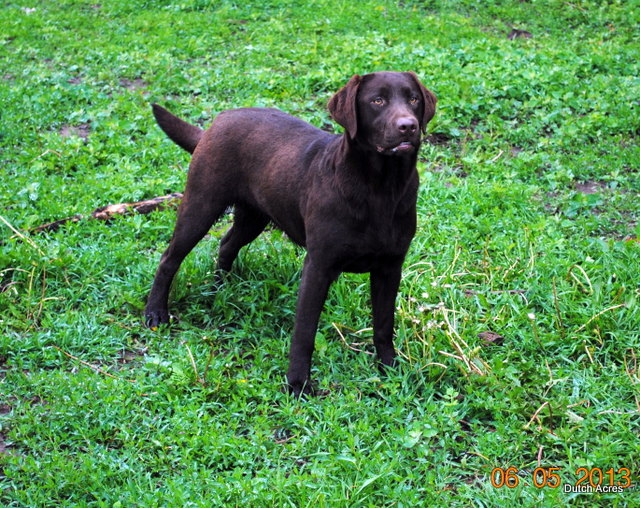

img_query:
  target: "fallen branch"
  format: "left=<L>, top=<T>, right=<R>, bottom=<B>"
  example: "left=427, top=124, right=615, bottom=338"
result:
left=31, top=193, right=183, bottom=234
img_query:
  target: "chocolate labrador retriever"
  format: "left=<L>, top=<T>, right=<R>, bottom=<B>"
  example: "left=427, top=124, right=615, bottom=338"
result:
left=145, top=71, right=437, bottom=396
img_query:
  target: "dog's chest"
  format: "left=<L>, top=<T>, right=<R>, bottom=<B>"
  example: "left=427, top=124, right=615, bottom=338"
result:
left=362, top=204, right=414, bottom=249
left=332, top=202, right=415, bottom=273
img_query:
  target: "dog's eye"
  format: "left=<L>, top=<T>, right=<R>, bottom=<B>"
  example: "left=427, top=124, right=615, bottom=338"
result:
left=409, top=96, right=419, bottom=105
left=372, top=97, right=384, bottom=106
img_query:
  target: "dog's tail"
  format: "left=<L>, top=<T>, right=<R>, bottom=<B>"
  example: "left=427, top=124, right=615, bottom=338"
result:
left=152, top=104, right=203, bottom=154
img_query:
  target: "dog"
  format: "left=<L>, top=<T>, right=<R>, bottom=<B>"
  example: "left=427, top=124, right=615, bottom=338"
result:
left=145, top=71, right=437, bottom=396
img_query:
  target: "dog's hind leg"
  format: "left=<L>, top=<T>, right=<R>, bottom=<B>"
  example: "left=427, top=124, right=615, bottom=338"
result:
left=144, top=192, right=230, bottom=328
left=217, top=204, right=269, bottom=273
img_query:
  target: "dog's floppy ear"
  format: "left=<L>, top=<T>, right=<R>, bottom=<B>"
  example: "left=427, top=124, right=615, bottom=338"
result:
left=405, top=72, right=437, bottom=134
left=328, top=74, right=362, bottom=139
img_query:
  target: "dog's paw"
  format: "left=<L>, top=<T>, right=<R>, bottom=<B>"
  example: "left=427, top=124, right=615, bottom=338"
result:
left=212, top=268, right=228, bottom=291
left=144, top=309, right=171, bottom=330
left=287, top=379, right=315, bottom=399
left=377, top=355, right=399, bottom=375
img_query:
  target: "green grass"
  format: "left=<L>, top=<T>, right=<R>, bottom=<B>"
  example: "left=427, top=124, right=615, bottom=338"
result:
left=1, top=0, right=639, bottom=505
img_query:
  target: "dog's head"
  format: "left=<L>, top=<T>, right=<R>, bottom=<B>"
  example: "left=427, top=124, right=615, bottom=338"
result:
left=328, top=71, right=437, bottom=156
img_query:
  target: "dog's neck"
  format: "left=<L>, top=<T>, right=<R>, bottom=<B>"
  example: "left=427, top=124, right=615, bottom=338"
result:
left=328, top=135, right=419, bottom=214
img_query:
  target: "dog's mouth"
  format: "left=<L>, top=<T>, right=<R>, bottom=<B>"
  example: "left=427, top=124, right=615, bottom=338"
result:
left=376, top=141, right=416, bottom=155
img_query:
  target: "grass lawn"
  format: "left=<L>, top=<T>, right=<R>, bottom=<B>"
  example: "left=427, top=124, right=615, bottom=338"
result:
left=1, top=0, right=639, bottom=505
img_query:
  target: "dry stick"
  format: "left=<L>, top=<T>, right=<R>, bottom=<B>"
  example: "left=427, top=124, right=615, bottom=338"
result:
left=30, top=193, right=183, bottom=233
left=52, top=345, right=136, bottom=383
left=30, top=215, right=84, bottom=233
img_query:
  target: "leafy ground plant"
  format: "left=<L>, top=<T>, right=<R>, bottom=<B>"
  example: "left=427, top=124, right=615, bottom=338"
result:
left=1, top=0, right=639, bottom=506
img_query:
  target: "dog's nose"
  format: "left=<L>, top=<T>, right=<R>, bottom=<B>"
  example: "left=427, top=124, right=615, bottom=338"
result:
left=396, top=117, right=418, bottom=134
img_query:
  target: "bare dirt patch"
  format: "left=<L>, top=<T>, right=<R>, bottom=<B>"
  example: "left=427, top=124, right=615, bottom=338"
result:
left=574, top=180, right=607, bottom=194
left=508, top=28, right=532, bottom=40
left=117, top=348, right=148, bottom=366
left=0, top=433, right=11, bottom=456
left=510, top=146, right=524, bottom=157
left=120, top=78, right=148, bottom=91
left=60, top=123, right=91, bottom=140
left=424, top=132, right=453, bottom=146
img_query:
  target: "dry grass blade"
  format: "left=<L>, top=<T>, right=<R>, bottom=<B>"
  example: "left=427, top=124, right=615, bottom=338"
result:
left=524, top=401, right=550, bottom=429
left=51, top=345, right=136, bottom=384
left=333, top=323, right=374, bottom=355
left=440, top=306, right=489, bottom=376
left=567, top=264, right=593, bottom=294
left=0, top=214, right=46, bottom=255
left=184, top=342, right=203, bottom=385
left=574, top=303, right=627, bottom=334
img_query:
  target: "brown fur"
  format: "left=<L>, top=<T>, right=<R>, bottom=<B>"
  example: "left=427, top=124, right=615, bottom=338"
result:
left=145, top=71, right=437, bottom=396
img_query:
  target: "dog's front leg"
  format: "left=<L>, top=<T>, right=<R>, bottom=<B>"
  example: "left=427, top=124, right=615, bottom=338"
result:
left=286, top=255, right=336, bottom=397
left=370, top=263, right=403, bottom=369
